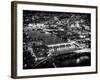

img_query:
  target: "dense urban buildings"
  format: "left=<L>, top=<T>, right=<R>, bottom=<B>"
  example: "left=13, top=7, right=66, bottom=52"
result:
left=23, top=10, right=91, bottom=69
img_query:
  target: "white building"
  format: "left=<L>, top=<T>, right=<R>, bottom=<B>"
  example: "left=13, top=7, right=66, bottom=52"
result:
left=28, top=23, right=46, bottom=30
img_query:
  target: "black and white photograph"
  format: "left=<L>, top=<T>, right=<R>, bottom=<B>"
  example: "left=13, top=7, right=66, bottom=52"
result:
left=23, top=10, right=91, bottom=69
left=11, top=1, right=97, bottom=78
